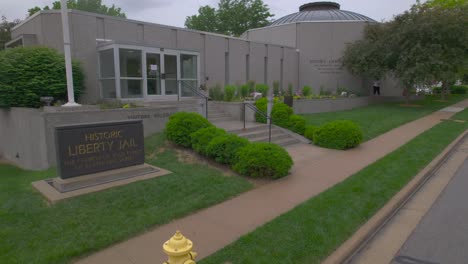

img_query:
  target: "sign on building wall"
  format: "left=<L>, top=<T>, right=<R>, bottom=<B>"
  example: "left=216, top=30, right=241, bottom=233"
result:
left=55, top=120, right=144, bottom=179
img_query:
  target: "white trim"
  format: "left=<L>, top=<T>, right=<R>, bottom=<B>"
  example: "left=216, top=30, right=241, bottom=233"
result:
left=4, top=36, right=23, bottom=48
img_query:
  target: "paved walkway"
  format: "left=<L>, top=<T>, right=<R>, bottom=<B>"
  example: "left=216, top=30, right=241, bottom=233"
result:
left=77, top=99, right=468, bottom=264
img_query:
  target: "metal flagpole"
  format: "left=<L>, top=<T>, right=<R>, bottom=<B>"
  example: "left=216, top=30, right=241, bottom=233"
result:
left=60, top=0, right=81, bottom=107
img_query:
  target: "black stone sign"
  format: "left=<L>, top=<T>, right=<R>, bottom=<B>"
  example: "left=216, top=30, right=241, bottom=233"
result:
left=55, top=120, right=144, bottom=179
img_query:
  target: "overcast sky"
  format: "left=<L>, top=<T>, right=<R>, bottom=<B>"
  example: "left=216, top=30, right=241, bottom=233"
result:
left=2, top=0, right=422, bottom=26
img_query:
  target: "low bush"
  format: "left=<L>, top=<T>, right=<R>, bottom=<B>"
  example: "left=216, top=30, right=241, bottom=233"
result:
left=190, top=127, right=226, bottom=155
left=240, top=84, right=250, bottom=98
left=166, top=112, right=212, bottom=147
left=272, top=102, right=293, bottom=127
left=233, top=142, right=293, bottom=179
left=254, top=98, right=293, bottom=127
left=432, top=85, right=467, bottom=95
left=273, top=81, right=280, bottom=96
left=287, top=115, right=306, bottom=135
left=206, top=134, right=249, bottom=165
left=209, top=84, right=224, bottom=101
left=302, top=86, right=312, bottom=97
left=304, top=125, right=317, bottom=141
left=0, top=47, right=84, bottom=108
left=256, top=84, right=269, bottom=97
left=224, top=85, right=237, bottom=101
left=313, top=120, right=363, bottom=150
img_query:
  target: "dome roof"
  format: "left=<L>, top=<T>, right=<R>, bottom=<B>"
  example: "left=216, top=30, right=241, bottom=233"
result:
left=270, top=2, right=376, bottom=26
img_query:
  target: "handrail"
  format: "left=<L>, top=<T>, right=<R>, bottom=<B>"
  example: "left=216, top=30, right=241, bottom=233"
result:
left=179, top=80, right=208, bottom=118
left=243, top=102, right=272, bottom=143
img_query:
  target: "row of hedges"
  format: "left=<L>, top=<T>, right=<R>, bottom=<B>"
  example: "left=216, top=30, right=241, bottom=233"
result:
left=0, top=47, right=85, bottom=108
left=254, top=98, right=362, bottom=150
left=432, top=85, right=467, bottom=94
left=165, top=112, right=293, bottom=179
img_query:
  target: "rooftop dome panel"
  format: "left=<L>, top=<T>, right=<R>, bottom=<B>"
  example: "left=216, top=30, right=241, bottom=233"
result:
left=270, top=2, right=376, bottom=26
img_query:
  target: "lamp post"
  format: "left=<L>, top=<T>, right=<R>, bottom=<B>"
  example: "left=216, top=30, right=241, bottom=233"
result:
left=60, top=0, right=80, bottom=107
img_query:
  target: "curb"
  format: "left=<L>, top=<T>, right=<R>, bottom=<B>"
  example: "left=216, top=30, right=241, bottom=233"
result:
left=322, top=130, right=468, bottom=264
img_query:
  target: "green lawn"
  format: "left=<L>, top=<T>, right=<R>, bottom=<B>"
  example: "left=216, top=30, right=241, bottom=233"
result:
left=0, top=133, right=253, bottom=264
left=201, top=109, right=468, bottom=264
left=302, top=95, right=466, bottom=141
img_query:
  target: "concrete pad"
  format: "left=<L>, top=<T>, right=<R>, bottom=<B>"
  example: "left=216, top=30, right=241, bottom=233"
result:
left=439, top=106, right=465, bottom=113
left=32, top=164, right=171, bottom=203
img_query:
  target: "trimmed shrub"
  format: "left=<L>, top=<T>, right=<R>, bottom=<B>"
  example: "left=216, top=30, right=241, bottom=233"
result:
left=272, top=102, right=293, bottom=127
left=224, top=85, right=237, bottom=101
left=254, top=97, right=268, bottom=123
left=206, top=134, right=249, bottom=165
left=233, top=142, right=293, bottom=179
left=304, top=125, right=317, bottom=141
left=240, top=84, right=250, bottom=98
left=0, top=47, right=84, bottom=108
left=247, top=80, right=256, bottom=94
left=256, top=84, right=269, bottom=97
left=287, top=115, right=306, bottom=135
left=302, top=86, right=312, bottom=97
left=314, top=120, right=363, bottom=150
left=209, top=84, right=224, bottom=101
left=451, top=85, right=467, bottom=94
left=287, top=83, right=294, bottom=96
left=273, top=81, right=280, bottom=96
left=190, top=127, right=226, bottom=155
left=166, top=112, right=212, bottom=147
left=254, top=98, right=293, bottom=127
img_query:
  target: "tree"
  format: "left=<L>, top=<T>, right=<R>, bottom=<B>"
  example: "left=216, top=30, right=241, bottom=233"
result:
left=28, top=0, right=126, bottom=18
left=0, top=16, right=21, bottom=50
left=343, top=2, right=468, bottom=102
left=185, top=0, right=273, bottom=36
left=425, top=0, right=467, bottom=8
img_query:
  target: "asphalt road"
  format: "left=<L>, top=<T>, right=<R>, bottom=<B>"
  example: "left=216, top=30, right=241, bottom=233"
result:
left=392, top=157, right=468, bottom=264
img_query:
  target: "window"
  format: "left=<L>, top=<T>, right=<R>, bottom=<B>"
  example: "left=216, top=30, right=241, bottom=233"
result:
left=180, top=54, right=198, bottom=97
left=99, top=49, right=116, bottom=98
left=264, top=56, right=268, bottom=84
left=246, top=54, right=250, bottom=82
left=119, top=48, right=143, bottom=98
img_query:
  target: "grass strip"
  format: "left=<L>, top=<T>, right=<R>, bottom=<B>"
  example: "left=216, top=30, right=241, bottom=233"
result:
left=0, top=133, right=252, bottom=264
left=201, top=109, right=468, bottom=264
left=302, top=95, right=466, bottom=141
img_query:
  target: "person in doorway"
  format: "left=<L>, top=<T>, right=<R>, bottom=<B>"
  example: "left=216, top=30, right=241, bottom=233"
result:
left=373, top=80, right=381, bottom=95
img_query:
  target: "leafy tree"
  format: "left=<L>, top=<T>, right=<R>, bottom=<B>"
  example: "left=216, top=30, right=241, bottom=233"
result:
left=0, top=16, right=21, bottom=50
left=185, top=0, right=273, bottom=36
left=343, top=2, right=468, bottom=102
left=425, top=0, right=467, bottom=8
left=28, top=0, right=126, bottom=18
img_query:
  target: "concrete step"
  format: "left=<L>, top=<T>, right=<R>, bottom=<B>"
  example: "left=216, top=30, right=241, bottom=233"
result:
left=208, top=116, right=238, bottom=122
left=275, top=138, right=302, bottom=147
left=249, top=133, right=291, bottom=142
left=229, top=124, right=270, bottom=134
left=236, top=129, right=283, bottom=139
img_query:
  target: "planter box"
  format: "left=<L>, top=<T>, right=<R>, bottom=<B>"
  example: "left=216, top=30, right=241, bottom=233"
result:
left=293, top=97, right=370, bottom=114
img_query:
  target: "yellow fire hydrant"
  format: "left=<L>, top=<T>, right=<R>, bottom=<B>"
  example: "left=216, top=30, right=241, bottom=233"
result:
left=162, top=230, right=197, bottom=264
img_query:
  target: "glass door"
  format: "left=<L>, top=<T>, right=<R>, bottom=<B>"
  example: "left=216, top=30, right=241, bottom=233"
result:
left=146, top=53, right=162, bottom=96
left=163, top=54, right=178, bottom=96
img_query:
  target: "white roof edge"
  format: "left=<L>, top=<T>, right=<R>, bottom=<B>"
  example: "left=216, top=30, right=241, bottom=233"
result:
left=13, top=9, right=296, bottom=49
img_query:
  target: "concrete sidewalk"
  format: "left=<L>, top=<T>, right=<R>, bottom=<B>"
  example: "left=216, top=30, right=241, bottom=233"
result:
left=76, top=99, right=468, bottom=264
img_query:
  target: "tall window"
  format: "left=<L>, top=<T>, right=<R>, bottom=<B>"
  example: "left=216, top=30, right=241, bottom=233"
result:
left=119, top=48, right=143, bottom=98
left=180, top=54, right=198, bottom=96
left=264, top=57, right=268, bottom=84
left=99, top=49, right=116, bottom=98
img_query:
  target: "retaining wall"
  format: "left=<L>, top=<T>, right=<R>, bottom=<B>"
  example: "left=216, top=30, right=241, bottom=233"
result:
left=0, top=102, right=202, bottom=170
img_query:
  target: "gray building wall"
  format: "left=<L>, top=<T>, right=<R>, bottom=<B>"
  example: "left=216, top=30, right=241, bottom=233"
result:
left=244, top=21, right=376, bottom=95
left=11, top=10, right=299, bottom=103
